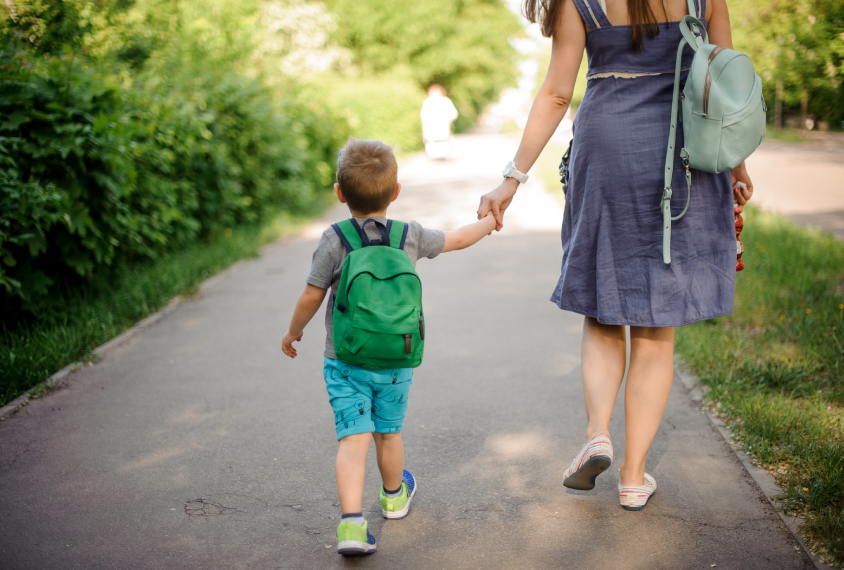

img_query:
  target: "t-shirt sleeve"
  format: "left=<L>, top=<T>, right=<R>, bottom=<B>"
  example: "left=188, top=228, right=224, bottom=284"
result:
left=306, top=231, right=340, bottom=289
left=406, top=220, right=445, bottom=261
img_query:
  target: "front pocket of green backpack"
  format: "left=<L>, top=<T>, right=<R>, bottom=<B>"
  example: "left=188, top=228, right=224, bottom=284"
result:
left=347, top=303, right=421, bottom=360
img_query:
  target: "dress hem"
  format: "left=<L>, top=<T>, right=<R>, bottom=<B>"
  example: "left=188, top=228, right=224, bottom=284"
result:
left=551, top=299, right=732, bottom=328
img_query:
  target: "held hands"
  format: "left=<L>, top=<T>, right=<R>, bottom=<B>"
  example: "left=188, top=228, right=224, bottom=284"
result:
left=730, top=163, right=754, bottom=214
left=477, top=177, right=519, bottom=230
left=281, top=330, right=303, bottom=358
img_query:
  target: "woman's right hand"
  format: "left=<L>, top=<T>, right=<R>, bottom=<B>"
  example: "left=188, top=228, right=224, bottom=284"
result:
left=477, top=177, right=519, bottom=230
left=730, top=162, right=754, bottom=214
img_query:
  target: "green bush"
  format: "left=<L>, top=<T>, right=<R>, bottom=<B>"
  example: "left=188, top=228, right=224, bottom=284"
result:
left=0, top=48, right=344, bottom=313
left=323, top=0, right=522, bottom=133
left=308, top=69, right=426, bottom=151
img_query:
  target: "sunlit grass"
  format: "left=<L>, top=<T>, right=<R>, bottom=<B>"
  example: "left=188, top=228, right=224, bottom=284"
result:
left=765, top=126, right=810, bottom=143
left=676, top=207, right=844, bottom=564
left=0, top=206, right=325, bottom=406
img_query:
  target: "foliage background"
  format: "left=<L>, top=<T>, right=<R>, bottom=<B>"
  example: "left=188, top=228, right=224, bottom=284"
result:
left=0, top=0, right=521, bottom=315
left=0, top=0, right=522, bottom=404
left=729, top=0, right=843, bottom=127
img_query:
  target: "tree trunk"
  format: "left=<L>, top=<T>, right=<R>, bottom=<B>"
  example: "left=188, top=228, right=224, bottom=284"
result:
left=801, top=88, right=809, bottom=130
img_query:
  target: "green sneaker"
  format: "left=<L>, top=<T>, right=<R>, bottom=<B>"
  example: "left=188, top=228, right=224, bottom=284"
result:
left=380, top=469, right=417, bottom=519
left=336, top=519, right=376, bottom=555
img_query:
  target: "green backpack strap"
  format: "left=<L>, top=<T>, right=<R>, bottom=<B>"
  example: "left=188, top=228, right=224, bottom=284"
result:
left=661, top=0, right=707, bottom=264
left=387, top=219, right=409, bottom=251
left=332, top=219, right=363, bottom=252
left=331, top=219, right=409, bottom=252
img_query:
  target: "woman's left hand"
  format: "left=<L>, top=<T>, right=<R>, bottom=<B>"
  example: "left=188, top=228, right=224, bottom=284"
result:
left=730, top=162, right=753, bottom=214
left=477, top=177, right=519, bottom=231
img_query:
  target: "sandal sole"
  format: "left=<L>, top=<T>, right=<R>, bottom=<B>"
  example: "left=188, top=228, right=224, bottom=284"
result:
left=563, top=455, right=612, bottom=490
left=621, top=490, right=656, bottom=511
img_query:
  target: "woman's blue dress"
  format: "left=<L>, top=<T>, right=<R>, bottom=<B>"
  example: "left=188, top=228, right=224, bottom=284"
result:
left=551, top=0, right=735, bottom=326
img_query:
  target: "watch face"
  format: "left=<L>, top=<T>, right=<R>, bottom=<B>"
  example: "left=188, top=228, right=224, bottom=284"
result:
left=503, top=161, right=514, bottom=177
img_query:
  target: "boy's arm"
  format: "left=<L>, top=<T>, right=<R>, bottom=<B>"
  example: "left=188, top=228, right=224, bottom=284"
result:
left=441, top=214, right=497, bottom=253
left=281, top=284, right=328, bottom=358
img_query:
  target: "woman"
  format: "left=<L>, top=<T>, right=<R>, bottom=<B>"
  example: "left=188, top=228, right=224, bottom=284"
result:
left=478, top=0, right=754, bottom=510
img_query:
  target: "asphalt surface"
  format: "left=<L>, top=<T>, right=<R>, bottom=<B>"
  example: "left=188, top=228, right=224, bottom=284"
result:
left=746, top=135, right=844, bottom=240
left=0, top=134, right=816, bottom=569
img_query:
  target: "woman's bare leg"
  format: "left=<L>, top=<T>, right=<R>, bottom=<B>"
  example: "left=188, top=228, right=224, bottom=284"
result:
left=581, top=317, right=627, bottom=441
left=619, top=326, right=675, bottom=486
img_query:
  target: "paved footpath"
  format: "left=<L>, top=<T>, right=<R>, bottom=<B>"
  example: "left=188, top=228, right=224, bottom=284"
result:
left=746, top=134, right=844, bottom=240
left=0, top=135, right=814, bottom=569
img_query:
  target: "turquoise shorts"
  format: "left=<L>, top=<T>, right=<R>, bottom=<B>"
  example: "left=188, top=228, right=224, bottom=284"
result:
left=323, top=358, right=414, bottom=441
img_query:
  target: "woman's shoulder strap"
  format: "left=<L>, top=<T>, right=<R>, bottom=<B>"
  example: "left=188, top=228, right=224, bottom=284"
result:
left=572, top=0, right=612, bottom=31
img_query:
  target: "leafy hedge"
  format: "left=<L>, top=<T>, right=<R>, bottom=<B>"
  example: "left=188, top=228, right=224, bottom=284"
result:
left=0, top=49, right=345, bottom=314
left=308, top=68, right=426, bottom=152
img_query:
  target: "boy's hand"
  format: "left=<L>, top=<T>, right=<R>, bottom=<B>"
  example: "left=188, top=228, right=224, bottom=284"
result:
left=282, top=331, right=303, bottom=358
left=282, top=284, right=328, bottom=360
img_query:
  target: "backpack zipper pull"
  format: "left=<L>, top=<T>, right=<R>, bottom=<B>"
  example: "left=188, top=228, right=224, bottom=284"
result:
left=404, top=334, right=412, bottom=354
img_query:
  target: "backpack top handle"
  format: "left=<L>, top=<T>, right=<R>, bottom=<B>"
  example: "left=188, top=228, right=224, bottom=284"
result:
left=352, top=218, right=392, bottom=247
left=332, top=219, right=409, bottom=253
left=680, top=15, right=707, bottom=50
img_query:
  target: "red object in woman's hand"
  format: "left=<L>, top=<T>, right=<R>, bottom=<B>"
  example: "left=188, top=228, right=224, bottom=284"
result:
left=734, top=182, right=746, bottom=272
left=735, top=208, right=744, bottom=272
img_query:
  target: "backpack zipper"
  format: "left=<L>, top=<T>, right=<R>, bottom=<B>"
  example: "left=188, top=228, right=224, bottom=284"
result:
left=344, top=271, right=422, bottom=299
left=702, top=46, right=725, bottom=116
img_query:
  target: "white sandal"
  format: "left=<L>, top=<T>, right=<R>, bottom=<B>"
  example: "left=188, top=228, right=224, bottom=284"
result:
left=563, top=434, right=613, bottom=490
left=619, top=473, right=657, bottom=511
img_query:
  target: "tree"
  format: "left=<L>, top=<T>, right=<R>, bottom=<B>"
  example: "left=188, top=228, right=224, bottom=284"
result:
left=731, top=0, right=844, bottom=127
left=323, top=0, right=523, bottom=131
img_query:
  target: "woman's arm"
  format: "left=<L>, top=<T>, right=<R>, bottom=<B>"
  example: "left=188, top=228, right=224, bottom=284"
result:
left=707, top=0, right=754, bottom=212
left=706, top=0, right=732, bottom=49
left=477, top=0, right=585, bottom=228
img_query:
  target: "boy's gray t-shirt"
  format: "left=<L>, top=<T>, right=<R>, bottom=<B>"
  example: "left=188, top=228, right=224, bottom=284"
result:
left=306, top=217, right=445, bottom=360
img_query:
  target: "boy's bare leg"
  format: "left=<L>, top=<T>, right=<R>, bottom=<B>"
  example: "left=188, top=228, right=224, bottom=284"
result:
left=336, top=433, right=371, bottom=513
left=373, top=432, right=404, bottom=491
left=581, top=317, right=627, bottom=441
left=619, top=325, right=675, bottom=486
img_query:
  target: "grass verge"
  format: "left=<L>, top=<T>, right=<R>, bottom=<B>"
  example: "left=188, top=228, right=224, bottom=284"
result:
left=1, top=205, right=326, bottom=407
left=765, top=126, right=810, bottom=142
left=676, top=208, right=844, bottom=566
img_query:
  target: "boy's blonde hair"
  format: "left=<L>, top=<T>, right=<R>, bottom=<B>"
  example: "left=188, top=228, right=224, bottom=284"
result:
left=336, top=137, right=398, bottom=215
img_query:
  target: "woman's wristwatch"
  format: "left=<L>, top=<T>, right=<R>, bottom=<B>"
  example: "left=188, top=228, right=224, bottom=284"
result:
left=502, top=160, right=529, bottom=184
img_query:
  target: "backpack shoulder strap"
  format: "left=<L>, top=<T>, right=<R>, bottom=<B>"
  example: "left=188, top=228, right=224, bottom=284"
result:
left=387, top=220, right=409, bottom=251
left=331, top=219, right=363, bottom=253
left=686, top=0, right=700, bottom=18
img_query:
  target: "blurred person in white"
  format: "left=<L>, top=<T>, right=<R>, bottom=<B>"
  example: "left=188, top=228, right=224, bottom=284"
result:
left=420, top=85, right=459, bottom=160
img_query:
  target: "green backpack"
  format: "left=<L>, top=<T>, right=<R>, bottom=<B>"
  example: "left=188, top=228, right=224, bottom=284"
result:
left=661, top=0, right=767, bottom=264
left=331, top=218, right=425, bottom=370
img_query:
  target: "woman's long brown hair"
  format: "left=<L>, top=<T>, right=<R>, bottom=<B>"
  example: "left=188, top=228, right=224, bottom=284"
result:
left=523, top=0, right=667, bottom=50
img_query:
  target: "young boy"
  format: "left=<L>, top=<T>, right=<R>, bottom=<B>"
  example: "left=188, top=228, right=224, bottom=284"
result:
left=281, top=137, right=497, bottom=556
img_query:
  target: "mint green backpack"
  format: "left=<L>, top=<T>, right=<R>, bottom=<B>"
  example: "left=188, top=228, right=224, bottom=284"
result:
left=331, top=218, right=424, bottom=369
left=661, top=0, right=767, bottom=264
